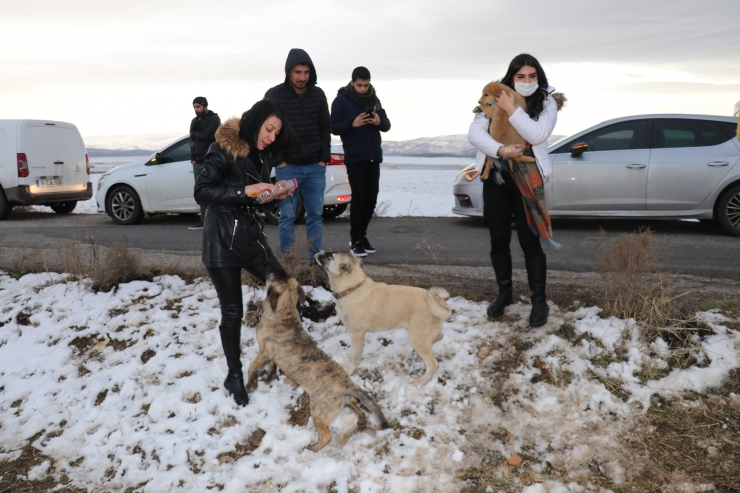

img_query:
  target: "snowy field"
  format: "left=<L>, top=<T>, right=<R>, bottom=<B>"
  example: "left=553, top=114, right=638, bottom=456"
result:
left=27, top=155, right=470, bottom=218
left=1, top=272, right=738, bottom=492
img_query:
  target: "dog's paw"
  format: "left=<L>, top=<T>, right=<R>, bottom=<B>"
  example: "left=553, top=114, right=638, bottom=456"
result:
left=411, top=376, right=432, bottom=389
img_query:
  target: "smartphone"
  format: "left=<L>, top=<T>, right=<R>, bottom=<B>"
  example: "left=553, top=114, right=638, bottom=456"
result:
left=364, top=108, right=374, bottom=115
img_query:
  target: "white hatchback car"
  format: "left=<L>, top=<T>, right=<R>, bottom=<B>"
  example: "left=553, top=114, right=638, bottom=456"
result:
left=453, top=114, right=740, bottom=236
left=96, top=137, right=351, bottom=225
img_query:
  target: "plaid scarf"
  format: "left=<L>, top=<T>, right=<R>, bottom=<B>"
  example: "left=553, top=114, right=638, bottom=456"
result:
left=507, top=154, right=560, bottom=249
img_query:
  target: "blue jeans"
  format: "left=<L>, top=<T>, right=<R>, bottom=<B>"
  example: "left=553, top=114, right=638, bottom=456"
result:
left=275, top=163, right=326, bottom=258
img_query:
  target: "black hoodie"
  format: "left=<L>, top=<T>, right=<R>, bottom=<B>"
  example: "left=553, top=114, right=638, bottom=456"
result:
left=265, top=49, right=331, bottom=164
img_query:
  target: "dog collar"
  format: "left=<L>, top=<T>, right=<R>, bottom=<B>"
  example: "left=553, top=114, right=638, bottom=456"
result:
left=334, top=279, right=366, bottom=299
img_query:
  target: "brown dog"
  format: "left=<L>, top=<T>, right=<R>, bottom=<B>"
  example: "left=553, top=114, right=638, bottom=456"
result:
left=246, top=269, right=388, bottom=452
left=315, top=250, right=452, bottom=388
left=474, top=81, right=534, bottom=180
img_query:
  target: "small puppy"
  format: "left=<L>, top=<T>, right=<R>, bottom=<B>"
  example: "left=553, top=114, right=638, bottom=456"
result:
left=315, top=250, right=452, bottom=388
left=246, top=268, right=388, bottom=452
left=474, top=81, right=534, bottom=180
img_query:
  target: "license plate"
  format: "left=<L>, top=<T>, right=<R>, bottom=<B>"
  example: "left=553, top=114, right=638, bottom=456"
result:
left=36, top=179, right=62, bottom=187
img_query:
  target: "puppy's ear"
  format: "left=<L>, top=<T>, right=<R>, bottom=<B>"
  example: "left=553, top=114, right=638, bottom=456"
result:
left=340, top=262, right=352, bottom=273
left=267, top=286, right=280, bottom=312
left=297, top=286, right=306, bottom=304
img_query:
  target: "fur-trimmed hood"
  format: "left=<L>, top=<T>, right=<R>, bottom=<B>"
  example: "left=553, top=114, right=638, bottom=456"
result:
left=215, top=117, right=250, bottom=159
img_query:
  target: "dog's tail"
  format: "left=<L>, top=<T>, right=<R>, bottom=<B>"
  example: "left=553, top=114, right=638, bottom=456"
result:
left=426, top=287, right=452, bottom=320
left=352, top=389, right=389, bottom=429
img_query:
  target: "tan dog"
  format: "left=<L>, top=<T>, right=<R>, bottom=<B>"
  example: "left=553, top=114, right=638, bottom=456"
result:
left=315, top=250, right=452, bottom=388
left=246, top=268, right=388, bottom=452
left=474, top=81, right=534, bottom=180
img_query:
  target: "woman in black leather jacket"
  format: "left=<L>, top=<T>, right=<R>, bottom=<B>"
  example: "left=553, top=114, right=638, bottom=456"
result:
left=195, top=99, right=293, bottom=406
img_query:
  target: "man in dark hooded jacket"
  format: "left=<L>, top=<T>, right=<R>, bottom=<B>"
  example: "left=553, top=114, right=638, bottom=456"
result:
left=330, top=66, right=391, bottom=257
left=265, top=49, right=331, bottom=260
left=189, top=96, right=220, bottom=230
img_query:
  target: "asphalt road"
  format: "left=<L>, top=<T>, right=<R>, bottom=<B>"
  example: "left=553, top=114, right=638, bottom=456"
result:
left=2, top=211, right=739, bottom=281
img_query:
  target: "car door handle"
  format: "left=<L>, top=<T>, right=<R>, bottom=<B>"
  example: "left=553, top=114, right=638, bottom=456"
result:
left=54, top=161, right=64, bottom=165
left=626, top=164, right=646, bottom=169
left=707, top=161, right=729, bottom=167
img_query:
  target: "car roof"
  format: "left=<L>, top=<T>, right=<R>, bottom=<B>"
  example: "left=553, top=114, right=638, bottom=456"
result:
left=595, top=114, right=738, bottom=126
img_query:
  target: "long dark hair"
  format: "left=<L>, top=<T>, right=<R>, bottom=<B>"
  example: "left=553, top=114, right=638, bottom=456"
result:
left=238, top=99, right=295, bottom=159
left=500, top=53, right=549, bottom=120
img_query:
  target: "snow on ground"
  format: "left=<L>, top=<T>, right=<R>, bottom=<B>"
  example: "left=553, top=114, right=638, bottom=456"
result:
left=1, top=272, right=738, bottom=492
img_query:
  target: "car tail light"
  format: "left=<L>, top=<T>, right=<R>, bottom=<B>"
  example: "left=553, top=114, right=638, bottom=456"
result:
left=328, top=153, right=344, bottom=165
left=456, top=194, right=473, bottom=208
left=337, top=195, right=351, bottom=202
left=86, top=154, right=90, bottom=175
left=17, top=153, right=29, bottom=177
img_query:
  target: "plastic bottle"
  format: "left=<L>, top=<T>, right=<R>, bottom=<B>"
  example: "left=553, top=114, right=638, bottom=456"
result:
left=255, top=178, right=298, bottom=204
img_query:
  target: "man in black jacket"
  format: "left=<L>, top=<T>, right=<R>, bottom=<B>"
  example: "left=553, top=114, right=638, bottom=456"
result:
left=189, top=96, right=220, bottom=230
left=265, top=49, right=331, bottom=260
left=331, top=66, right=391, bottom=257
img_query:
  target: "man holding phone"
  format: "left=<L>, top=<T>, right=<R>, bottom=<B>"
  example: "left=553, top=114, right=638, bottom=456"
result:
left=330, top=66, right=391, bottom=257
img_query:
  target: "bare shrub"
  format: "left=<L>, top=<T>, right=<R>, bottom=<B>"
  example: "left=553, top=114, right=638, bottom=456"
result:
left=373, top=200, right=391, bottom=217
left=90, top=243, right=150, bottom=292
left=596, top=228, right=686, bottom=325
left=596, top=228, right=709, bottom=374
left=6, top=248, right=46, bottom=279
left=276, top=228, right=328, bottom=289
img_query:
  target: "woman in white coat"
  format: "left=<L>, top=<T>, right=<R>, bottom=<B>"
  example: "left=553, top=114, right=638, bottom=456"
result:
left=468, top=53, right=558, bottom=327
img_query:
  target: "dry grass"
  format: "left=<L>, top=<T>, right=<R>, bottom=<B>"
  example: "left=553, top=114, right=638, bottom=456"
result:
left=276, top=229, right=329, bottom=289
left=373, top=200, right=391, bottom=217
left=596, top=228, right=689, bottom=326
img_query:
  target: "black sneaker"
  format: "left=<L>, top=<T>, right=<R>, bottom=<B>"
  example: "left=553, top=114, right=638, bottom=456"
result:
left=361, top=237, right=376, bottom=253
left=350, top=241, right=367, bottom=257
left=188, top=220, right=204, bottom=230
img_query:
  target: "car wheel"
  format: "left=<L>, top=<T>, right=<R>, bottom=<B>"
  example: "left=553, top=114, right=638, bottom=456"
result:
left=50, top=201, right=77, bottom=214
left=716, top=183, right=740, bottom=237
left=322, top=203, right=348, bottom=219
left=0, top=187, right=11, bottom=220
left=260, top=194, right=305, bottom=225
left=107, top=185, right=144, bottom=225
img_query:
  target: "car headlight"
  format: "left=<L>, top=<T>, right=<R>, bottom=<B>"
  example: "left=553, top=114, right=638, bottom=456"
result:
left=97, top=173, right=109, bottom=191
left=455, top=168, right=480, bottom=184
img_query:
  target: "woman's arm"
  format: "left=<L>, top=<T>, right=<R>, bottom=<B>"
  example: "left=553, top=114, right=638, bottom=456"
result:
left=468, top=112, right=504, bottom=157
left=508, top=95, right=558, bottom=146
left=195, top=150, right=256, bottom=206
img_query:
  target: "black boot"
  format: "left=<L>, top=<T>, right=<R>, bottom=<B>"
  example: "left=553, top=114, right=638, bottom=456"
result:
left=219, top=325, right=249, bottom=406
left=487, top=253, right=514, bottom=318
left=525, top=255, right=549, bottom=328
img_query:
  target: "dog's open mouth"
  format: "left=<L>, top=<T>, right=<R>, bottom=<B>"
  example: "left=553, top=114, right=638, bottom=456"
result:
left=315, top=250, right=333, bottom=267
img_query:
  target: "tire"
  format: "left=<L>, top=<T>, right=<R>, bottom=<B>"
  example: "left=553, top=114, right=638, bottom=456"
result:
left=261, top=194, right=305, bottom=225
left=716, top=183, right=740, bottom=237
left=322, top=203, right=348, bottom=219
left=107, top=185, right=144, bottom=225
left=50, top=201, right=77, bottom=214
left=0, top=187, right=11, bottom=220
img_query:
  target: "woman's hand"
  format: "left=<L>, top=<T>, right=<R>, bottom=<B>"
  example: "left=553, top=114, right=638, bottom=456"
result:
left=245, top=183, right=274, bottom=197
left=352, top=113, right=372, bottom=128
left=498, top=144, right=525, bottom=159
left=495, top=90, right=517, bottom=116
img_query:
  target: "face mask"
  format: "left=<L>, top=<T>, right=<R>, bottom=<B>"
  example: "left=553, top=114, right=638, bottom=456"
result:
left=514, top=81, right=539, bottom=97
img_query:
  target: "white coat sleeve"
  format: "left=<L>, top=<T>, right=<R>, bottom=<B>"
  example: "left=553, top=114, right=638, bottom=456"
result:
left=468, top=112, right=503, bottom=157
left=508, top=95, right=558, bottom=146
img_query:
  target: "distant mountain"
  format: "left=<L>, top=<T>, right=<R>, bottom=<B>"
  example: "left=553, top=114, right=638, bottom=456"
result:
left=84, top=132, right=184, bottom=157
left=85, top=132, right=566, bottom=157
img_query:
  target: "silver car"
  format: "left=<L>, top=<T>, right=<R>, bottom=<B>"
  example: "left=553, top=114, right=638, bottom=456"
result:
left=453, top=114, right=740, bottom=236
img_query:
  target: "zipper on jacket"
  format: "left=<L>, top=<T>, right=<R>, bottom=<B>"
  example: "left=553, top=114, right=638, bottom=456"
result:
left=229, top=219, right=239, bottom=250
left=366, top=126, right=373, bottom=162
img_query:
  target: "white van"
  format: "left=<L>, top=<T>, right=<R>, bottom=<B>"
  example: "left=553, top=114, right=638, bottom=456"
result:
left=0, top=119, right=92, bottom=219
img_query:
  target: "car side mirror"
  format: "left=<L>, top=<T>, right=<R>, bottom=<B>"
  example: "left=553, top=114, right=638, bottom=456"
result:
left=570, top=142, right=588, bottom=157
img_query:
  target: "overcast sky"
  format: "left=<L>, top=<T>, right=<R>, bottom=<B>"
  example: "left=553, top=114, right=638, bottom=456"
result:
left=2, top=0, right=738, bottom=142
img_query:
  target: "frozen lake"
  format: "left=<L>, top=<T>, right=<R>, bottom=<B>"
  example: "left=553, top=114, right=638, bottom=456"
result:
left=79, top=155, right=472, bottom=217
